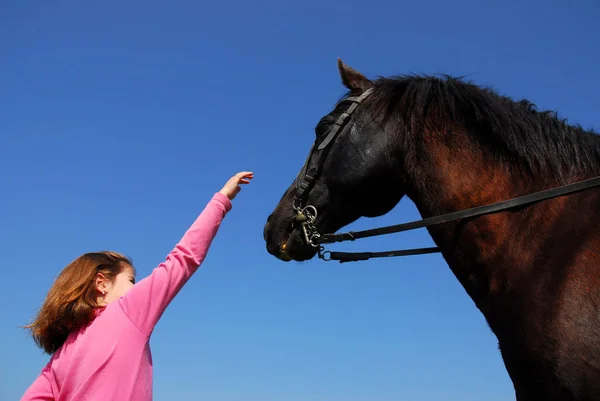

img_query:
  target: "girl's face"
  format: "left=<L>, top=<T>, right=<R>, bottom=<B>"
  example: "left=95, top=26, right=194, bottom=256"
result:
left=96, top=265, right=136, bottom=305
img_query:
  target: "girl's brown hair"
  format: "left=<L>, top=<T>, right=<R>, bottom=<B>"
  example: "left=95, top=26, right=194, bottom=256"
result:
left=25, top=251, right=133, bottom=355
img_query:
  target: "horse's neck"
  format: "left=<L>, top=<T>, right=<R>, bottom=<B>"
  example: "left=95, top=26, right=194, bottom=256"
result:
left=408, top=140, right=534, bottom=215
left=405, top=139, right=566, bottom=314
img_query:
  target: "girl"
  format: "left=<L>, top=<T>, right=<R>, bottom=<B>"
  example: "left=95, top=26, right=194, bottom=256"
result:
left=21, top=171, right=254, bottom=401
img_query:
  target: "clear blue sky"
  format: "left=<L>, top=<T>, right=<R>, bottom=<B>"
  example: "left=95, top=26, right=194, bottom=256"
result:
left=1, top=1, right=598, bottom=400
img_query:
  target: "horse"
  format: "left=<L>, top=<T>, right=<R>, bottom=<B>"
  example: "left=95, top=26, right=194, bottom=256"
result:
left=263, top=58, right=600, bottom=400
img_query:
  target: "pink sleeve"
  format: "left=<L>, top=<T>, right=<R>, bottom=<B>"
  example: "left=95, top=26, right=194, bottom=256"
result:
left=21, top=365, right=54, bottom=400
left=119, top=192, right=232, bottom=336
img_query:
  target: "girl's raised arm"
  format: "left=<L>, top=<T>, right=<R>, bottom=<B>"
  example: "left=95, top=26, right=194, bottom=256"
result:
left=118, top=171, right=252, bottom=336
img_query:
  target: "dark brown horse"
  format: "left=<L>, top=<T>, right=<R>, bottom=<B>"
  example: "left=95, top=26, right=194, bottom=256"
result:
left=263, top=59, right=600, bottom=400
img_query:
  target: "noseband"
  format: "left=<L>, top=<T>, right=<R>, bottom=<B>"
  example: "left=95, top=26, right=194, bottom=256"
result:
left=290, top=88, right=600, bottom=263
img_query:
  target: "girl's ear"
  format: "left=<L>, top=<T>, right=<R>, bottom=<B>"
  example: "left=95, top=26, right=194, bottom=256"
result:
left=95, top=273, right=108, bottom=293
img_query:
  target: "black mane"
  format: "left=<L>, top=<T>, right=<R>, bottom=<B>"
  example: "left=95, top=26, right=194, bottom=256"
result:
left=363, top=75, right=600, bottom=181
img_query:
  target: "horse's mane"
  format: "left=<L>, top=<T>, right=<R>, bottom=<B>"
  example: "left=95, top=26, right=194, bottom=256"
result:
left=364, top=74, right=600, bottom=181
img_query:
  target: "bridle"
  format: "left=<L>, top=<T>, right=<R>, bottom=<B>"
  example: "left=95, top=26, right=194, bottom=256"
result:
left=291, top=88, right=376, bottom=249
left=291, top=87, right=600, bottom=263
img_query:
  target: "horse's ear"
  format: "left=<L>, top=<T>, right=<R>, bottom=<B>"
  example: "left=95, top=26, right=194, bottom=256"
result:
left=337, top=58, right=373, bottom=92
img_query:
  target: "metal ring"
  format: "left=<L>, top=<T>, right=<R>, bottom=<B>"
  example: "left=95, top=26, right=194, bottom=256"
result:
left=318, top=249, right=331, bottom=261
left=308, top=231, right=321, bottom=247
left=302, top=205, right=318, bottom=219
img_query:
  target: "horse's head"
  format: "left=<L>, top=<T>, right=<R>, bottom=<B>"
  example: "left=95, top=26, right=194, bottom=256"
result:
left=263, top=59, right=407, bottom=261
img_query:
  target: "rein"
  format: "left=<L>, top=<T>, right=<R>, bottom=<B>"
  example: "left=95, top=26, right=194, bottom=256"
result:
left=316, top=176, right=600, bottom=262
left=291, top=88, right=600, bottom=263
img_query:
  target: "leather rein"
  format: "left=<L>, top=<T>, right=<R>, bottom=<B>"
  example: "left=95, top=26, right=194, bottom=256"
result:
left=291, top=88, right=600, bottom=263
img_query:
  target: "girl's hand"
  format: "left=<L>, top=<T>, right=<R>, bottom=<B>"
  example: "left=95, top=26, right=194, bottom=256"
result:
left=219, top=171, right=254, bottom=200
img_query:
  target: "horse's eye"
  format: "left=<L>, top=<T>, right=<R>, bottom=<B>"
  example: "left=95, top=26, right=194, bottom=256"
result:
left=315, top=121, right=330, bottom=137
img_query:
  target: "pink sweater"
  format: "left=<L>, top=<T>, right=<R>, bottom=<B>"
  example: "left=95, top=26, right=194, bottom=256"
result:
left=21, top=192, right=232, bottom=401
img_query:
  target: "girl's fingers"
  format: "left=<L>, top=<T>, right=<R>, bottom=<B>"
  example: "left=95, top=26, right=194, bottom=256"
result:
left=238, top=172, right=254, bottom=184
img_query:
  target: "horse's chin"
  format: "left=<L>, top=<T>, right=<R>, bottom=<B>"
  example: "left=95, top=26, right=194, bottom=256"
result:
left=279, top=229, right=320, bottom=262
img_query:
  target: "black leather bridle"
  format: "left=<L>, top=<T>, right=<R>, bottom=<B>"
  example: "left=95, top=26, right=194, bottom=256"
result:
left=291, top=88, right=376, bottom=250
left=291, top=88, right=600, bottom=263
